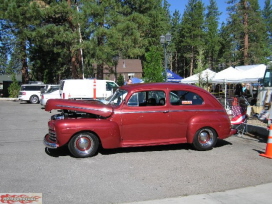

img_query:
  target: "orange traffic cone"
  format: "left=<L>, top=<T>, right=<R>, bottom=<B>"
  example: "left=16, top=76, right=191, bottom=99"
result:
left=260, top=124, right=272, bottom=159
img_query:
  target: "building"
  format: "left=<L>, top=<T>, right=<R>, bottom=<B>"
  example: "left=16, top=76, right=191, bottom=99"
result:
left=103, top=59, right=142, bottom=81
left=0, top=74, right=22, bottom=97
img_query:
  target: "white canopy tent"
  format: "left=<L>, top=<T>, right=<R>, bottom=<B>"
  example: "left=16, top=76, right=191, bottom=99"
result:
left=212, top=64, right=267, bottom=108
left=212, top=67, right=244, bottom=83
left=181, top=68, right=216, bottom=84
left=235, top=64, right=266, bottom=82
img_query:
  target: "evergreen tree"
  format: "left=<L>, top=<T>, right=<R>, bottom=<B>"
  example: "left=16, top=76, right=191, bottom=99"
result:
left=170, top=10, right=181, bottom=74
left=143, top=46, right=164, bottom=82
left=82, top=0, right=123, bottom=79
left=204, top=0, right=221, bottom=70
left=217, top=23, right=233, bottom=70
left=226, top=0, right=268, bottom=65
left=29, top=0, right=83, bottom=81
left=8, top=74, right=20, bottom=98
left=0, top=0, right=34, bottom=83
left=179, top=0, right=205, bottom=76
left=262, top=0, right=272, bottom=59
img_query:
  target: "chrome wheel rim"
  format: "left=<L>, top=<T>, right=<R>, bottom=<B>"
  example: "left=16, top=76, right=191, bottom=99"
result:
left=75, top=135, right=93, bottom=155
left=198, top=129, right=214, bottom=146
left=31, top=96, right=38, bottom=103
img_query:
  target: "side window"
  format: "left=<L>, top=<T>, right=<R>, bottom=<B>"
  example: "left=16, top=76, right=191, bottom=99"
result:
left=127, top=91, right=166, bottom=106
left=170, top=90, right=203, bottom=105
left=127, top=91, right=146, bottom=106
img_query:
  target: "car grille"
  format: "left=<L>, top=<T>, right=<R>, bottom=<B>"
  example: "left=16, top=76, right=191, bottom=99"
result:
left=49, top=129, right=57, bottom=142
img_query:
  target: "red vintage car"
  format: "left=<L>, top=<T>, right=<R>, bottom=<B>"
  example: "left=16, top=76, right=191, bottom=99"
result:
left=43, top=83, right=237, bottom=158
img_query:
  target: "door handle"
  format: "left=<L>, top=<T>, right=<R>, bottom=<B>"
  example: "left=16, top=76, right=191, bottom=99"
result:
left=163, top=110, right=169, bottom=113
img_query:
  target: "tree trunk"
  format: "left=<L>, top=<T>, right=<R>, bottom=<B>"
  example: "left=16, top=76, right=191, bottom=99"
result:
left=68, top=0, right=81, bottom=78
left=21, top=58, right=29, bottom=84
left=243, top=0, right=249, bottom=65
left=21, top=42, right=29, bottom=84
left=71, top=52, right=80, bottom=79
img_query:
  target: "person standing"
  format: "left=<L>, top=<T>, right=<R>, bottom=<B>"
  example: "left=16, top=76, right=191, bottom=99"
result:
left=126, top=78, right=132, bottom=84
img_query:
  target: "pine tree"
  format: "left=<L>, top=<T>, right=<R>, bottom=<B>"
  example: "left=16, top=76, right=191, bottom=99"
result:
left=179, top=0, right=205, bottom=76
left=226, top=0, right=268, bottom=65
left=262, top=0, right=272, bottom=60
left=217, top=23, right=233, bottom=70
left=170, top=10, right=181, bottom=74
left=0, top=0, right=34, bottom=83
left=204, top=0, right=221, bottom=70
left=143, top=46, right=164, bottom=82
left=8, top=74, right=21, bottom=98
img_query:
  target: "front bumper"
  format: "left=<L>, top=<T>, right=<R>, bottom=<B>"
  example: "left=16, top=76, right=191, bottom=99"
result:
left=230, top=128, right=238, bottom=135
left=43, top=134, right=59, bottom=149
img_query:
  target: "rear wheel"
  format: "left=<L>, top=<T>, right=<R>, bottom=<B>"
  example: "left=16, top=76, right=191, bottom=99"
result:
left=68, top=132, right=99, bottom=158
left=30, top=95, right=39, bottom=104
left=192, top=128, right=217, bottom=151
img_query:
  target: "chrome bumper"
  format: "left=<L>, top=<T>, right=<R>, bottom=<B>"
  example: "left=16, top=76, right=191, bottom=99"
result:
left=230, top=128, right=238, bottom=135
left=43, top=134, right=59, bottom=149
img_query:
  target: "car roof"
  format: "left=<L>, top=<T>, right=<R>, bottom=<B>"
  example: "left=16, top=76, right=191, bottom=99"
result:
left=21, top=84, right=45, bottom=86
left=120, top=82, right=207, bottom=92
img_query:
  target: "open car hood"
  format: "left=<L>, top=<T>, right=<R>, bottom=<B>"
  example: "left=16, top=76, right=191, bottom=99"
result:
left=45, top=99, right=113, bottom=118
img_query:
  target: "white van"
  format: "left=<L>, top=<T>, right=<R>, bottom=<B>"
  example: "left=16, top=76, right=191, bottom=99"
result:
left=59, top=79, right=119, bottom=100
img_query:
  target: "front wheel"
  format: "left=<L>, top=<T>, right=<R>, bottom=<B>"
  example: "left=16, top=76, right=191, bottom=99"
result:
left=192, top=128, right=217, bottom=151
left=68, top=132, right=99, bottom=158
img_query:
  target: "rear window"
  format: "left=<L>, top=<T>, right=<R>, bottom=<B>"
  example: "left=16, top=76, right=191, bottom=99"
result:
left=170, top=90, right=204, bottom=105
left=21, top=85, right=45, bottom=91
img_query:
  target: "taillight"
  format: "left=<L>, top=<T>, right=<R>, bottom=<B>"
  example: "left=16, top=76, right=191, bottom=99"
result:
left=62, top=93, right=65, bottom=99
left=42, top=95, right=44, bottom=99
left=22, top=92, right=26, bottom=95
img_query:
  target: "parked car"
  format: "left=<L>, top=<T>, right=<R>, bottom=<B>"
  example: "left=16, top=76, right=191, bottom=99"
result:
left=18, top=84, right=46, bottom=104
left=43, top=83, right=237, bottom=158
left=40, top=86, right=60, bottom=107
left=41, top=84, right=59, bottom=95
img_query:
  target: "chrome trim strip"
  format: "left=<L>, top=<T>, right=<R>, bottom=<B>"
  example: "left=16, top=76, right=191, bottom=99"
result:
left=114, top=109, right=224, bottom=114
left=56, top=104, right=112, bottom=113
left=43, top=136, right=58, bottom=149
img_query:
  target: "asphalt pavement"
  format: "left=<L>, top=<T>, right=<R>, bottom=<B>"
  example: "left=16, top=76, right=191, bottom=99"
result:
left=128, top=107, right=272, bottom=204
left=126, top=121, right=272, bottom=204
left=1, top=98, right=272, bottom=204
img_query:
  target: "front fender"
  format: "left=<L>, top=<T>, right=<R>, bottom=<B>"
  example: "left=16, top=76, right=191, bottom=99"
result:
left=54, top=119, right=121, bottom=148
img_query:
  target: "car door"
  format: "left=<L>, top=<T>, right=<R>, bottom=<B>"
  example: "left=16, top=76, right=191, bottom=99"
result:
left=120, top=90, right=172, bottom=145
left=167, top=90, right=204, bottom=140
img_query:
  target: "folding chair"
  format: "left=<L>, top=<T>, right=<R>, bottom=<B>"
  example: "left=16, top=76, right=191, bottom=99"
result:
left=231, top=104, right=248, bottom=137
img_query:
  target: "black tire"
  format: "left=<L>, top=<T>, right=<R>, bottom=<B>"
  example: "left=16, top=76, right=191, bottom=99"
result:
left=30, top=95, right=39, bottom=104
left=68, top=132, right=99, bottom=158
left=192, top=128, right=217, bottom=151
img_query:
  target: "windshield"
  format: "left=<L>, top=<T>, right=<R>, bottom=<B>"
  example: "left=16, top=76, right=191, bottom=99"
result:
left=106, top=81, right=119, bottom=91
left=105, top=89, right=128, bottom=105
left=46, top=86, right=59, bottom=93
left=263, top=68, right=272, bottom=87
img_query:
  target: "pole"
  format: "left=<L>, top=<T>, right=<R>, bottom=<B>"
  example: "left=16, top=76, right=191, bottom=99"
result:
left=93, top=78, right=96, bottom=100
left=164, top=43, right=167, bottom=82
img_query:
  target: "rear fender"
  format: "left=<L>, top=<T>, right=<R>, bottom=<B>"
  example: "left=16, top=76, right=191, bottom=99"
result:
left=186, top=114, right=230, bottom=143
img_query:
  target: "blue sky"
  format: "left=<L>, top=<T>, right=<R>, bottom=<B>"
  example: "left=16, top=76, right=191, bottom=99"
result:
left=167, top=0, right=265, bottom=24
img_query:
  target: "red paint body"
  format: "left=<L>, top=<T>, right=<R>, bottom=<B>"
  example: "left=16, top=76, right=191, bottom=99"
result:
left=44, top=83, right=236, bottom=150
